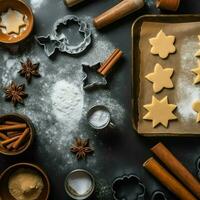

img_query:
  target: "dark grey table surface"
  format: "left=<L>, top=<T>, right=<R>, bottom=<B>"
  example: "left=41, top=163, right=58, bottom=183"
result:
left=0, top=0, right=200, bottom=200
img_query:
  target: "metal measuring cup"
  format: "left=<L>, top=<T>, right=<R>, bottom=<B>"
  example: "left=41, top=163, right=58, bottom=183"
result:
left=64, top=169, right=95, bottom=200
left=87, top=105, right=115, bottom=130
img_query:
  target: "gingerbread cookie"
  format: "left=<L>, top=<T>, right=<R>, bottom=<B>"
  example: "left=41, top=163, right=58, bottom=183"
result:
left=191, top=60, right=200, bottom=84
left=0, top=9, right=26, bottom=35
left=143, top=96, right=177, bottom=128
left=145, top=63, right=174, bottom=93
left=149, top=30, right=176, bottom=59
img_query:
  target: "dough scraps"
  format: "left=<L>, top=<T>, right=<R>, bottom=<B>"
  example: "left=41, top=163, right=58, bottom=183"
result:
left=192, top=100, right=200, bottom=123
left=145, top=63, right=174, bottom=93
left=195, top=35, right=200, bottom=57
left=8, top=168, right=44, bottom=200
left=149, top=30, right=176, bottom=59
left=191, top=60, right=200, bottom=84
left=143, top=96, right=177, bottom=128
left=0, top=8, right=26, bottom=35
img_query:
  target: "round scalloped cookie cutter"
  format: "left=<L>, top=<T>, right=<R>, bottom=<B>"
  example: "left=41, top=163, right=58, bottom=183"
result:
left=112, top=174, right=146, bottom=200
left=35, top=15, right=92, bottom=57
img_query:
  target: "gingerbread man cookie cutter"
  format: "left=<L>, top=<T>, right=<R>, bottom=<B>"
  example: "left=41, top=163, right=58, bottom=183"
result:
left=35, top=15, right=92, bottom=57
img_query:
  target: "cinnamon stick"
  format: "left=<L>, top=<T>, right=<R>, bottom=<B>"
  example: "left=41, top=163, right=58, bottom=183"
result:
left=1, top=136, right=20, bottom=146
left=12, top=128, right=30, bottom=149
left=0, top=132, right=9, bottom=140
left=7, top=131, right=22, bottom=138
left=151, top=143, right=200, bottom=199
left=6, top=141, right=15, bottom=150
left=143, top=157, right=197, bottom=200
left=0, top=124, right=27, bottom=131
left=4, top=121, right=23, bottom=125
left=98, top=49, right=123, bottom=76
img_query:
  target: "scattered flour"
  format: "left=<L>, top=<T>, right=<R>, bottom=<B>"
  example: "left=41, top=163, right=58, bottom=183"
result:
left=51, top=80, right=84, bottom=131
left=176, top=37, right=200, bottom=121
left=30, top=0, right=47, bottom=12
left=0, top=16, right=125, bottom=169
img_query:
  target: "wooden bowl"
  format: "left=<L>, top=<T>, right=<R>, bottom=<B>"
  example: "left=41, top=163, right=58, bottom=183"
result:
left=0, top=163, right=50, bottom=200
left=0, top=113, right=35, bottom=156
left=0, top=0, right=34, bottom=44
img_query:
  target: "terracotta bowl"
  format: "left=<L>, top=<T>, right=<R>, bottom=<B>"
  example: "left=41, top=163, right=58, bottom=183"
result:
left=0, top=163, right=50, bottom=200
left=0, top=0, right=34, bottom=44
left=0, top=113, right=35, bottom=156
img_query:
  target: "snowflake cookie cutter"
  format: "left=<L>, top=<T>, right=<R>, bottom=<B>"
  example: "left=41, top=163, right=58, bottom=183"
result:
left=35, top=15, right=92, bottom=57
left=151, top=191, right=168, bottom=200
left=112, top=174, right=146, bottom=200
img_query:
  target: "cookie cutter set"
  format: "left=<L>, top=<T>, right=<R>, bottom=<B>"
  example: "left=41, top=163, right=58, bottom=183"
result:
left=35, top=15, right=92, bottom=57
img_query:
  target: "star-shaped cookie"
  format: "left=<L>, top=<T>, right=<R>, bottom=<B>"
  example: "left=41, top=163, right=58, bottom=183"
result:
left=143, top=96, right=177, bottom=128
left=192, top=101, right=200, bottom=123
left=149, top=30, right=176, bottom=59
left=145, top=63, right=174, bottom=93
left=191, top=60, right=200, bottom=84
left=0, top=8, right=26, bottom=34
left=195, top=35, right=200, bottom=57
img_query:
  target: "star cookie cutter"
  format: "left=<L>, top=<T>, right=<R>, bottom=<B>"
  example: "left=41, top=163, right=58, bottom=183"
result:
left=151, top=191, right=168, bottom=200
left=112, top=174, right=146, bottom=200
left=35, top=15, right=92, bottom=57
left=82, top=63, right=107, bottom=90
left=82, top=48, right=123, bottom=90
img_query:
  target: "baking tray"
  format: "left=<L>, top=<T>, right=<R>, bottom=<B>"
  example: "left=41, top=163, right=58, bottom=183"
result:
left=132, top=14, right=200, bottom=136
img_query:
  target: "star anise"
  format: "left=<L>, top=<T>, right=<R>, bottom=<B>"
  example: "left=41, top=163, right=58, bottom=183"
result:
left=70, top=137, right=94, bottom=160
left=4, top=81, right=28, bottom=106
left=18, top=58, right=41, bottom=83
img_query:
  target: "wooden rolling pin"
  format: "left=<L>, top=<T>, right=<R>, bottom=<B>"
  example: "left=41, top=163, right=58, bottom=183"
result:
left=64, top=0, right=85, bottom=7
left=94, top=0, right=145, bottom=29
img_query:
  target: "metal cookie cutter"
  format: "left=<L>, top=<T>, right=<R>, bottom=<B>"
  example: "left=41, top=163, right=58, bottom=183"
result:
left=35, top=15, right=92, bottom=57
left=112, top=174, right=146, bottom=200
left=82, top=48, right=123, bottom=90
left=82, top=63, right=107, bottom=89
left=151, top=191, right=168, bottom=200
left=87, top=105, right=115, bottom=131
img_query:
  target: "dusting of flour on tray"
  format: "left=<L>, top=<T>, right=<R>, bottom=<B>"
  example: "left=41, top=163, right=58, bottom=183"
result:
left=176, top=37, right=200, bottom=121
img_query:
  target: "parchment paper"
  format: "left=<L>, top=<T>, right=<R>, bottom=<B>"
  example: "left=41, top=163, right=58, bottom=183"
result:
left=136, top=20, right=200, bottom=136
